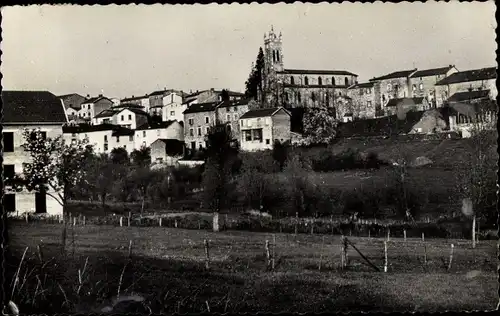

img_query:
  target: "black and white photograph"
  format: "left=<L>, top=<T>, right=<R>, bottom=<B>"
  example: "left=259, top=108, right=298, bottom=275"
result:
left=1, top=2, right=498, bottom=314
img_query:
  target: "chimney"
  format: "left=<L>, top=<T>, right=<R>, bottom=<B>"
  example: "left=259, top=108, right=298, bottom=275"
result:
left=87, top=94, right=90, bottom=98
left=99, top=94, right=103, bottom=97
left=132, top=95, right=134, bottom=98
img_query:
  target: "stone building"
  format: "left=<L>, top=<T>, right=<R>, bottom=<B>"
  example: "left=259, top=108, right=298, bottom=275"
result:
left=121, top=94, right=150, bottom=112
left=408, top=65, right=459, bottom=107
left=215, top=99, right=253, bottom=143
left=259, top=26, right=358, bottom=110
left=63, top=124, right=136, bottom=154
left=79, top=94, right=114, bottom=120
left=347, top=82, right=377, bottom=118
left=239, top=107, right=291, bottom=151
left=3, top=91, right=68, bottom=215
left=134, top=120, right=184, bottom=151
left=183, top=101, right=220, bottom=151
left=434, top=67, right=497, bottom=107
left=58, top=93, right=88, bottom=120
left=369, top=69, right=418, bottom=115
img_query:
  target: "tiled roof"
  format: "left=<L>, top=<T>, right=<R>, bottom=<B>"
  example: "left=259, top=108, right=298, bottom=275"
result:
left=183, top=101, right=220, bottom=114
left=136, top=120, right=178, bottom=131
left=348, top=82, right=375, bottom=89
left=214, top=90, right=245, bottom=96
left=2, top=90, right=67, bottom=124
left=111, top=103, right=144, bottom=110
left=279, top=69, right=358, bottom=76
left=94, top=109, right=118, bottom=118
left=121, top=95, right=148, bottom=102
left=239, top=107, right=290, bottom=119
left=448, top=89, right=490, bottom=103
left=63, top=123, right=122, bottom=133
left=117, top=107, right=149, bottom=116
left=149, top=89, right=183, bottom=97
left=217, top=98, right=252, bottom=108
left=410, top=66, right=455, bottom=78
left=370, top=69, right=418, bottom=81
left=435, top=67, right=497, bottom=85
left=386, top=97, right=425, bottom=107
left=82, top=96, right=112, bottom=104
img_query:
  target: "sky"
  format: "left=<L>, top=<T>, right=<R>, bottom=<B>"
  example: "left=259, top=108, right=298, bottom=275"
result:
left=1, top=2, right=497, bottom=99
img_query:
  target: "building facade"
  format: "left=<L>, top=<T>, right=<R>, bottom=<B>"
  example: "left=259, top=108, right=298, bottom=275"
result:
left=183, top=102, right=219, bottom=151
left=239, top=107, right=291, bottom=151
left=134, top=121, right=184, bottom=150
left=215, top=99, right=252, bottom=142
left=408, top=65, right=459, bottom=107
left=259, top=26, right=358, bottom=110
left=347, top=82, right=377, bottom=118
left=3, top=91, right=68, bottom=215
left=63, top=124, right=136, bottom=154
left=79, top=95, right=114, bottom=120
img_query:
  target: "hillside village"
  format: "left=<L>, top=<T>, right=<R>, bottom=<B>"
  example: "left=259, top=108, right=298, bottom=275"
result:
left=2, top=27, right=497, bottom=216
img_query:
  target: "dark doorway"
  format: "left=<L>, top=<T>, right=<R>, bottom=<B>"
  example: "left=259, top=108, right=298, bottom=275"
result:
left=4, top=194, right=16, bottom=213
left=35, top=190, right=47, bottom=213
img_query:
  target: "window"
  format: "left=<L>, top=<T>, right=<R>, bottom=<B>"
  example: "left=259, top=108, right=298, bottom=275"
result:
left=205, top=117, right=210, bottom=124
left=298, top=92, right=301, bottom=102
left=190, top=128, right=194, bottom=136
left=188, top=118, right=194, bottom=125
left=104, top=143, right=108, bottom=151
left=142, top=131, right=146, bottom=137
left=199, top=143, right=203, bottom=150
left=116, top=136, right=120, bottom=143
left=244, top=130, right=252, bottom=141
left=252, top=129, right=263, bottom=142
left=241, top=120, right=243, bottom=127
left=198, top=127, right=202, bottom=136
left=291, top=76, right=295, bottom=85
left=265, top=117, right=270, bottom=126
left=318, top=77, right=322, bottom=86
left=170, top=111, right=175, bottom=116
left=205, top=127, right=209, bottom=134
left=366, top=88, right=371, bottom=94
left=104, top=135, right=108, bottom=142
left=332, top=77, right=336, bottom=86
left=128, top=115, right=132, bottom=120
left=121, top=115, right=124, bottom=121
left=233, top=107, right=237, bottom=112
left=129, top=135, right=134, bottom=141
left=3, top=132, right=14, bottom=152
left=272, top=50, right=276, bottom=63
left=412, top=84, right=417, bottom=91
left=4, top=194, right=15, bottom=213
left=227, top=114, right=231, bottom=121
left=345, top=77, right=349, bottom=86
left=234, top=114, right=238, bottom=120
left=124, top=145, right=127, bottom=150
left=4, top=164, right=15, bottom=179
left=191, top=142, right=196, bottom=150
left=304, top=76, right=309, bottom=85
left=157, top=130, right=161, bottom=136
left=276, top=50, right=280, bottom=62
left=367, top=101, right=372, bottom=107
left=419, top=83, right=424, bottom=91
left=266, top=139, right=270, bottom=145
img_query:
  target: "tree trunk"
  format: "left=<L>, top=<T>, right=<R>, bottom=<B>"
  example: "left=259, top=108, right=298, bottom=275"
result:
left=472, top=214, right=476, bottom=249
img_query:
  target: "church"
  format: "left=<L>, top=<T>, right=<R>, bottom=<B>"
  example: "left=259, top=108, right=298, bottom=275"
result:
left=259, top=26, right=359, bottom=117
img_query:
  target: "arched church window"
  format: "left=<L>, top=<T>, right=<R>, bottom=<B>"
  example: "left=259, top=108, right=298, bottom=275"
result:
left=276, top=51, right=280, bottom=62
left=332, top=77, right=336, bottom=86
left=318, top=77, right=322, bottom=86
left=272, top=51, right=276, bottom=63
left=291, top=76, right=295, bottom=85
left=304, top=76, right=309, bottom=85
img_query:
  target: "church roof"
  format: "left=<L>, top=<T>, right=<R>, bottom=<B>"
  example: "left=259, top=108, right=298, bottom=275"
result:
left=278, top=69, right=358, bottom=76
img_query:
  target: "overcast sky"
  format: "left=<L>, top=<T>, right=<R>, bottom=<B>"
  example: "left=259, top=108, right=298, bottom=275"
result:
left=1, top=2, right=497, bottom=99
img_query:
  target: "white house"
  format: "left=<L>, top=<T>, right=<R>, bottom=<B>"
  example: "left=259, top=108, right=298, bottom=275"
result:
left=3, top=91, right=68, bottom=215
left=63, top=124, right=136, bottom=154
left=134, top=120, right=184, bottom=150
left=238, top=107, right=292, bottom=151
left=79, top=94, right=114, bottom=120
left=93, top=107, right=149, bottom=130
left=162, top=92, right=185, bottom=122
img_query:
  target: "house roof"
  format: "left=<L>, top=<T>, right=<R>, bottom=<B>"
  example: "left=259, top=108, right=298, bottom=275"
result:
left=111, top=103, right=144, bottom=110
left=386, top=97, right=425, bottom=107
left=370, top=69, right=417, bottom=81
left=239, top=107, right=291, bottom=119
left=217, top=98, right=252, bottom=108
left=446, top=99, right=497, bottom=118
left=448, top=89, right=490, bottom=103
left=121, top=95, right=148, bottom=102
left=2, top=90, right=68, bottom=124
left=94, top=109, right=118, bottom=119
left=136, top=120, right=179, bottom=131
left=213, top=90, right=245, bottom=97
left=279, top=69, right=358, bottom=76
left=117, top=107, right=149, bottom=116
left=63, top=123, right=127, bottom=133
left=348, top=82, right=375, bottom=89
left=82, top=96, right=112, bottom=104
left=410, top=66, right=455, bottom=78
left=435, top=67, right=497, bottom=86
left=183, top=101, right=221, bottom=114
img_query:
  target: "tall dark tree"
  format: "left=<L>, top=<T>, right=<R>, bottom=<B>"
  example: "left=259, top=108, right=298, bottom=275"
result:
left=130, top=146, right=151, bottom=168
left=272, top=140, right=289, bottom=171
left=244, top=47, right=265, bottom=100
left=110, top=147, right=129, bottom=165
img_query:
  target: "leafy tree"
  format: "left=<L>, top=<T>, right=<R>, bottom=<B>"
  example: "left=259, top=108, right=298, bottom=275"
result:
left=201, top=124, right=239, bottom=213
left=130, top=146, right=151, bottom=167
left=129, top=167, right=161, bottom=214
left=300, top=107, right=339, bottom=146
left=272, top=140, right=289, bottom=171
left=20, top=128, right=93, bottom=213
left=244, top=47, right=265, bottom=100
left=110, top=147, right=129, bottom=165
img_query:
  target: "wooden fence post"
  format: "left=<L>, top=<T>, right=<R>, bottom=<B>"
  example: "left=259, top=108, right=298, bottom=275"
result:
left=311, top=221, right=314, bottom=235
left=198, top=219, right=201, bottom=230
left=120, top=217, right=123, bottom=227
left=330, top=215, right=334, bottom=235
left=128, top=240, right=133, bottom=258
left=404, top=229, right=407, bottom=242
left=295, top=212, right=298, bottom=236
left=422, top=232, right=425, bottom=242
left=448, top=244, right=454, bottom=271
left=384, top=241, right=388, bottom=273
left=175, top=219, right=178, bottom=228
left=83, top=216, right=86, bottom=226
left=73, top=216, right=76, bottom=227
left=272, top=235, right=276, bottom=271
left=204, top=239, right=210, bottom=270
left=423, top=243, right=427, bottom=265
left=265, top=240, right=270, bottom=270
left=319, top=235, right=325, bottom=271
left=128, top=212, right=131, bottom=227
left=387, top=228, right=390, bottom=242
left=159, top=217, right=162, bottom=227
left=25, top=213, right=29, bottom=223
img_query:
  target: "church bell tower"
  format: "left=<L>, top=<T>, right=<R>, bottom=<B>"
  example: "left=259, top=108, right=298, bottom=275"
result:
left=261, top=26, right=284, bottom=107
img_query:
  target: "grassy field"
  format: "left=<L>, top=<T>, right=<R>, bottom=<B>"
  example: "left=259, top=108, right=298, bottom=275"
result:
left=6, top=221, right=498, bottom=313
